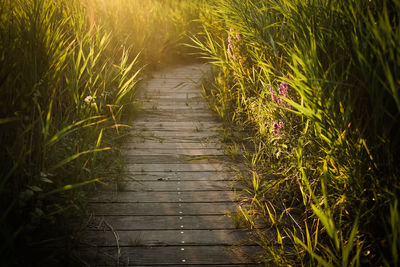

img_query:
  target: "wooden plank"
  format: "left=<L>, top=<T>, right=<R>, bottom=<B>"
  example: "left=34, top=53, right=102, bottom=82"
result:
left=97, top=180, right=236, bottom=192
left=123, top=142, right=222, bottom=149
left=86, top=215, right=237, bottom=230
left=146, top=68, right=209, bottom=79
left=140, top=98, right=206, bottom=104
left=87, top=203, right=237, bottom=216
left=135, top=110, right=216, bottom=116
left=76, top=246, right=263, bottom=266
left=132, top=127, right=222, bottom=133
left=133, top=128, right=221, bottom=134
left=87, top=191, right=236, bottom=203
left=140, top=98, right=206, bottom=103
left=121, top=155, right=226, bottom=164
left=134, top=117, right=219, bottom=123
left=132, top=112, right=219, bottom=122
left=125, top=136, right=217, bottom=143
left=122, top=148, right=225, bottom=156
left=132, top=130, right=218, bottom=137
left=145, top=76, right=203, bottom=82
left=118, top=172, right=237, bottom=181
left=80, top=229, right=252, bottom=247
left=134, top=116, right=219, bottom=123
left=141, top=104, right=209, bottom=110
left=127, top=163, right=228, bottom=172
left=133, top=121, right=221, bottom=129
left=144, top=88, right=206, bottom=94
left=143, top=81, right=202, bottom=88
left=140, top=92, right=202, bottom=99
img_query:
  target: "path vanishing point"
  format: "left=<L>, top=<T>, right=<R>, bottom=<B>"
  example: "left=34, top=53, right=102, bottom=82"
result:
left=78, top=64, right=263, bottom=266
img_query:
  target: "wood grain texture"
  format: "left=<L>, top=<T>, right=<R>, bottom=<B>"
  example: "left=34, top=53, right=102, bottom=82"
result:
left=76, top=246, right=263, bottom=266
left=87, top=191, right=236, bottom=203
left=81, top=229, right=252, bottom=247
left=88, top=202, right=237, bottom=216
left=85, top=215, right=239, bottom=230
left=97, top=180, right=236, bottom=192
left=122, top=142, right=222, bottom=149
left=121, top=172, right=237, bottom=181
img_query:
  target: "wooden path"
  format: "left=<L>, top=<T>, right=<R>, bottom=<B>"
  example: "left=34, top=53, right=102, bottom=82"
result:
left=78, top=64, right=262, bottom=266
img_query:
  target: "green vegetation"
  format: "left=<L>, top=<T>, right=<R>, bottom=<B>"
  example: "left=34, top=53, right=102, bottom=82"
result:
left=0, top=0, right=201, bottom=265
left=2, top=0, right=399, bottom=265
left=193, top=0, right=400, bottom=265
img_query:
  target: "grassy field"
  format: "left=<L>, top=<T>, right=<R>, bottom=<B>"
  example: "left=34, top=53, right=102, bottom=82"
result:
left=192, top=0, right=400, bottom=266
left=1, top=0, right=399, bottom=266
left=0, top=0, right=202, bottom=265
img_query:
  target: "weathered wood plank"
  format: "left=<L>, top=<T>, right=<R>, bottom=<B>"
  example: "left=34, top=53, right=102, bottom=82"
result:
left=135, top=110, right=216, bottom=117
left=86, top=215, right=237, bottom=230
left=139, top=103, right=207, bottom=110
left=140, top=93, right=203, bottom=99
left=123, top=142, right=222, bottom=149
left=127, top=163, right=228, bottom=172
left=132, top=130, right=218, bottom=138
left=76, top=246, right=263, bottom=266
left=121, top=155, right=226, bottom=164
left=88, top=203, right=237, bottom=216
left=80, top=229, right=252, bottom=247
left=125, top=136, right=217, bottom=143
left=144, top=83, right=204, bottom=91
left=132, top=121, right=221, bottom=130
left=118, top=172, right=237, bottom=181
left=134, top=116, right=219, bottom=123
left=130, top=129, right=220, bottom=137
left=97, top=180, right=236, bottom=192
left=133, top=121, right=220, bottom=127
left=122, top=148, right=225, bottom=156
left=143, top=88, right=206, bottom=94
left=131, top=112, right=219, bottom=123
left=133, top=130, right=220, bottom=136
left=87, top=191, right=236, bottom=203
left=140, top=98, right=206, bottom=104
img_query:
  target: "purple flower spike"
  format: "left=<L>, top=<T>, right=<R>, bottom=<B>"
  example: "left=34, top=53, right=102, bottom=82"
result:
left=269, top=85, right=274, bottom=94
left=272, top=120, right=285, bottom=135
left=269, top=85, right=281, bottom=104
left=278, top=82, right=289, bottom=97
left=273, top=122, right=279, bottom=135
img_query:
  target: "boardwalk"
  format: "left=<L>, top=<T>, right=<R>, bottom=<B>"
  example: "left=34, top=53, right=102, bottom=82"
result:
left=78, top=64, right=262, bottom=266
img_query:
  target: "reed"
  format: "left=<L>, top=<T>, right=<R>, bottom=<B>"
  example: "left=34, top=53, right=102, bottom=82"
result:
left=0, top=0, right=202, bottom=264
left=193, top=0, right=400, bottom=265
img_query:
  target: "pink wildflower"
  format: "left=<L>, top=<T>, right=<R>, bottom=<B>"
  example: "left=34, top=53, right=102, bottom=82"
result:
left=227, top=47, right=232, bottom=58
left=227, top=33, right=235, bottom=59
left=278, top=81, right=289, bottom=97
left=272, top=120, right=284, bottom=135
left=273, top=122, right=279, bottom=135
left=269, top=85, right=281, bottom=104
left=227, top=27, right=242, bottom=61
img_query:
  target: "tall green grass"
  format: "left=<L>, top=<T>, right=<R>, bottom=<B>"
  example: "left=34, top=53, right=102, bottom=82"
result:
left=0, top=0, right=203, bottom=264
left=81, top=0, right=204, bottom=69
left=193, top=0, right=400, bottom=265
